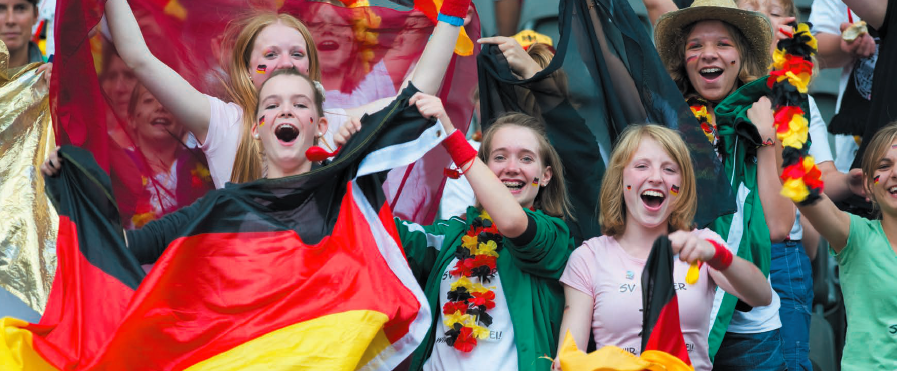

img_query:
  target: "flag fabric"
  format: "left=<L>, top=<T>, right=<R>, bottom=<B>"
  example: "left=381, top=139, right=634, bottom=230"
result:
left=50, top=0, right=478, bottom=231
left=477, top=0, right=735, bottom=244
left=556, top=235, right=693, bottom=371
left=0, top=85, right=440, bottom=370
left=0, top=52, right=57, bottom=318
left=639, top=236, right=693, bottom=369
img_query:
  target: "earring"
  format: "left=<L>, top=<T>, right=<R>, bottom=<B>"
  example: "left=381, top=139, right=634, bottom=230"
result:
left=253, top=133, right=260, bottom=139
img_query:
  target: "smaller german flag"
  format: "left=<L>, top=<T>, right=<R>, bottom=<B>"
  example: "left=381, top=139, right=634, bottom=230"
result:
left=256, top=64, right=267, bottom=74
left=875, top=175, right=880, bottom=185
left=259, top=117, right=265, bottom=127
left=670, top=185, right=680, bottom=196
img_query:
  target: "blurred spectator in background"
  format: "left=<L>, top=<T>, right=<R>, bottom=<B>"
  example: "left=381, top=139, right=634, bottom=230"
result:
left=0, top=0, right=43, bottom=67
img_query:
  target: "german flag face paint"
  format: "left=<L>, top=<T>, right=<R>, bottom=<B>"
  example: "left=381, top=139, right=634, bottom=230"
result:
left=259, top=116, right=265, bottom=127
left=256, top=64, right=267, bottom=74
left=670, top=185, right=680, bottom=196
left=531, top=177, right=539, bottom=187
left=626, top=185, right=632, bottom=191
left=875, top=175, right=880, bottom=185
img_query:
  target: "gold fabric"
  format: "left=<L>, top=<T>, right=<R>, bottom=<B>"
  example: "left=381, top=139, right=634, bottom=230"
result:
left=0, top=40, right=57, bottom=314
left=558, top=331, right=694, bottom=371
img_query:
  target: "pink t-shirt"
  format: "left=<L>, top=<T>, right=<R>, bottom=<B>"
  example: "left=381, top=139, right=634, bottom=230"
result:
left=201, top=95, right=348, bottom=188
left=559, top=228, right=730, bottom=371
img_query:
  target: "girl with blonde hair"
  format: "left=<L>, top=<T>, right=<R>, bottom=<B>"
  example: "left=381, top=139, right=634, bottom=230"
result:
left=555, top=125, right=772, bottom=371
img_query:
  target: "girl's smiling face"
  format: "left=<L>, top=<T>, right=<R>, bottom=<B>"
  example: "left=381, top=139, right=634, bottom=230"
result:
left=252, top=74, right=327, bottom=178
left=485, top=125, right=552, bottom=210
left=622, top=137, right=683, bottom=230
left=247, top=21, right=312, bottom=91
left=684, top=20, right=742, bottom=102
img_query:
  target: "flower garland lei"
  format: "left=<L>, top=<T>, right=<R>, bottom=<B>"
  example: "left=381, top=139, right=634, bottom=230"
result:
left=767, top=23, right=824, bottom=204
left=442, top=211, right=500, bottom=352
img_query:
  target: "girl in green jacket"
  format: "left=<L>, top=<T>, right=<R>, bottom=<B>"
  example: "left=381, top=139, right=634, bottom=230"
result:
left=387, top=101, right=575, bottom=371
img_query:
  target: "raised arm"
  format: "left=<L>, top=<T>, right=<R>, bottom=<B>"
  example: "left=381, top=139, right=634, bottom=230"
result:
left=105, top=0, right=211, bottom=141
left=797, top=195, right=851, bottom=252
left=749, top=97, right=796, bottom=241
left=840, top=0, right=887, bottom=29
left=344, top=0, right=470, bottom=118
left=642, top=0, right=679, bottom=27
left=410, top=93, right=529, bottom=238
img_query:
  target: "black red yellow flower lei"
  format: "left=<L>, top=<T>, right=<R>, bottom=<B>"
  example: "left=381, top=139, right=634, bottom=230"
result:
left=767, top=23, right=824, bottom=204
left=688, top=96, right=718, bottom=148
left=442, top=211, right=500, bottom=352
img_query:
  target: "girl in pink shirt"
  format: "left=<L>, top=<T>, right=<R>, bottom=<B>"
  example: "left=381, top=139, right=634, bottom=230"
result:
left=555, top=125, right=772, bottom=370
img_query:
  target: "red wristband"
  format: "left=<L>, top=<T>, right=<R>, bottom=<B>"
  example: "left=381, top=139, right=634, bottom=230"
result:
left=442, top=130, right=477, bottom=169
left=705, top=239, right=733, bottom=270
left=439, top=0, right=471, bottom=19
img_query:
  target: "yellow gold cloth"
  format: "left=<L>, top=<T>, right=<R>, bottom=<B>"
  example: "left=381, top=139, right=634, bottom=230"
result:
left=0, top=40, right=57, bottom=314
left=558, top=331, right=694, bottom=371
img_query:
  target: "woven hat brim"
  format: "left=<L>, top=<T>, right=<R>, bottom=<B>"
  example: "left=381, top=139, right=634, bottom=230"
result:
left=654, top=6, right=772, bottom=71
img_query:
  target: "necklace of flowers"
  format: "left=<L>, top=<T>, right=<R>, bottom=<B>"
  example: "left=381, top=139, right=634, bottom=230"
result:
left=688, top=96, right=719, bottom=149
left=442, top=210, right=500, bottom=352
left=768, top=23, right=823, bottom=205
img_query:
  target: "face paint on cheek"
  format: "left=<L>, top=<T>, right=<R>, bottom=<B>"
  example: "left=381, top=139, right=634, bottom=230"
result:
left=259, top=116, right=265, bottom=127
left=875, top=175, right=880, bottom=185
left=532, top=177, right=539, bottom=187
left=626, top=185, right=632, bottom=191
left=685, top=55, right=698, bottom=64
left=671, top=185, right=680, bottom=196
left=256, top=64, right=267, bottom=74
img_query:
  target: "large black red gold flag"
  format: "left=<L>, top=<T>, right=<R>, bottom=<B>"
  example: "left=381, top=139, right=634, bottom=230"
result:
left=477, top=0, right=734, bottom=243
left=0, top=85, right=440, bottom=370
left=49, top=0, right=478, bottom=230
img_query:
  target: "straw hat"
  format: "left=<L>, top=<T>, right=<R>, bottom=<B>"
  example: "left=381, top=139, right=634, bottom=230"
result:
left=653, top=0, right=772, bottom=70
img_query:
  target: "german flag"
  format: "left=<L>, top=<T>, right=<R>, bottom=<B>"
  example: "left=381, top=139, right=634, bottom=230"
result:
left=639, top=236, right=693, bottom=369
left=0, top=85, right=443, bottom=370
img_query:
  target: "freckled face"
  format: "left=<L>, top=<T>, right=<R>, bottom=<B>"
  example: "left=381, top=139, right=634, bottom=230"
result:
left=684, top=20, right=742, bottom=102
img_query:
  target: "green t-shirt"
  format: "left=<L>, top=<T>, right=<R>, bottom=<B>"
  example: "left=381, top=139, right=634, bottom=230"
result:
left=832, top=214, right=897, bottom=370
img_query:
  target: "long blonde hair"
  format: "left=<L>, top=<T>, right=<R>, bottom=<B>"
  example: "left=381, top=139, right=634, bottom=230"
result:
left=479, top=113, right=572, bottom=219
left=599, top=125, right=697, bottom=237
left=224, top=13, right=322, bottom=184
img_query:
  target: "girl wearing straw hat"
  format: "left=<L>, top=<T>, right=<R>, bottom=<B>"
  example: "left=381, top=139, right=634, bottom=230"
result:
left=652, top=1, right=794, bottom=370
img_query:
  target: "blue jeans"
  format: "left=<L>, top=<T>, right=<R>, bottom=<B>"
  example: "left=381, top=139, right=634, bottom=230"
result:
left=770, top=240, right=814, bottom=371
left=713, top=329, right=787, bottom=371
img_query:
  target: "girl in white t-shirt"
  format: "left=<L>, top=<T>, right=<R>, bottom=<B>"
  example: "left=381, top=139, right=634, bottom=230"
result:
left=554, top=125, right=772, bottom=371
left=103, top=0, right=471, bottom=187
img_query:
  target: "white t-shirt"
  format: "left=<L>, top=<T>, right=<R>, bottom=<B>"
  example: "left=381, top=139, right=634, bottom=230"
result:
left=709, top=182, right=781, bottom=334
left=201, top=95, right=348, bottom=188
left=809, top=0, right=875, bottom=170
left=324, top=60, right=397, bottom=109
left=789, top=95, right=835, bottom=240
left=423, top=259, right=518, bottom=371
left=808, top=0, right=864, bottom=113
